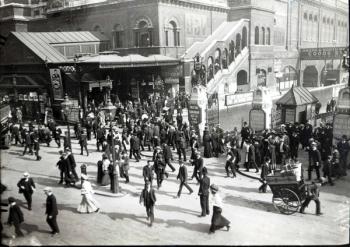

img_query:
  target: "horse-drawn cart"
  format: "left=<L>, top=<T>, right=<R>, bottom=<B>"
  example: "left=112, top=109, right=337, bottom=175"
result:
left=266, top=162, right=306, bottom=215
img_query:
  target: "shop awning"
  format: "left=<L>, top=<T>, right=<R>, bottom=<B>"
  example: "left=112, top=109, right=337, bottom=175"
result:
left=276, top=85, right=318, bottom=106
left=80, top=53, right=179, bottom=68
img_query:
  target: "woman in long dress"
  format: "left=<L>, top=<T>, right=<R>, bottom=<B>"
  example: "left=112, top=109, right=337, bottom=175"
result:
left=77, top=174, right=100, bottom=213
left=100, top=158, right=111, bottom=186
left=209, top=184, right=230, bottom=234
left=203, top=130, right=213, bottom=158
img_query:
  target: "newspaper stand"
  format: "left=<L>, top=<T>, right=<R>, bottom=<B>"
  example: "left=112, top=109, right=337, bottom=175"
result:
left=266, top=162, right=306, bottom=215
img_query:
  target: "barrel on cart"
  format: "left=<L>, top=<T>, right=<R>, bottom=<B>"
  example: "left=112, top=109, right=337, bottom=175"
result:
left=266, top=162, right=306, bottom=215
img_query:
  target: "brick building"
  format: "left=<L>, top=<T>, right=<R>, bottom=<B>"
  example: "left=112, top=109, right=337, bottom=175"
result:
left=0, top=0, right=348, bottom=122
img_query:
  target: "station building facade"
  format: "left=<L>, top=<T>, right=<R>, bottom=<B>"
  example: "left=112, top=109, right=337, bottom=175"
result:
left=0, top=0, right=348, bottom=122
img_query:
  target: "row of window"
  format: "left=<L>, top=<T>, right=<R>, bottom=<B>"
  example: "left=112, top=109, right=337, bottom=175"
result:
left=303, top=12, right=347, bottom=27
left=254, top=26, right=271, bottom=45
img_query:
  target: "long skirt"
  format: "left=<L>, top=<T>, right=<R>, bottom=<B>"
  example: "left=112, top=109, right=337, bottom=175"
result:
left=101, top=172, right=110, bottom=186
left=210, top=206, right=230, bottom=232
left=77, top=194, right=100, bottom=213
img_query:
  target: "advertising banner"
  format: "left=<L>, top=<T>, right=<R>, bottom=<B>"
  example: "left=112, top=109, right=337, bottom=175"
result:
left=300, top=47, right=348, bottom=60
left=249, top=109, right=266, bottom=131
left=188, top=103, right=202, bottom=126
left=49, top=68, right=63, bottom=100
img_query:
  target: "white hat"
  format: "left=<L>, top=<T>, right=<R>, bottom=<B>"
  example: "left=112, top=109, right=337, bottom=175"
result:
left=43, top=187, right=52, bottom=192
left=23, top=172, right=29, bottom=177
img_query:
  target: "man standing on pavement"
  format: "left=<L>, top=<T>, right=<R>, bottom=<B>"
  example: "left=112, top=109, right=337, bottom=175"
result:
left=308, top=142, right=322, bottom=181
left=240, top=121, right=251, bottom=149
left=246, top=140, right=259, bottom=173
left=225, top=144, right=236, bottom=178
left=176, top=131, right=187, bottom=161
left=258, top=157, right=270, bottom=193
left=143, top=160, right=154, bottom=185
left=337, top=135, right=349, bottom=176
left=17, top=172, right=36, bottom=210
left=176, top=159, right=193, bottom=198
left=139, top=181, right=157, bottom=227
left=198, top=167, right=210, bottom=217
left=33, top=135, right=42, bottom=161
left=7, top=197, right=24, bottom=238
left=44, top=187, right=60, bottom=236
left=79, top=132, right=89, bottom=156
left=22, top=129, right=33, bottom=156
left=65, top=147, right=79, bottom=182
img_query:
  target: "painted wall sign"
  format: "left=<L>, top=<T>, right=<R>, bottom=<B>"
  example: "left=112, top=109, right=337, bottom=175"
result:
left=300, top=47, right=348, bottom=60
left=285, top=108, right=295, bottom=123
left=249, top=109, right=266, bottom=131
left=188, top=103, right=202, bottom=125
left=333, top=114, right=350, bottom=144
left=49, top=68, right=63, bottom=100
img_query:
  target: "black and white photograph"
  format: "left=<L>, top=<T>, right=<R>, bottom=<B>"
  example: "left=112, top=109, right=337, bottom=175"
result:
left=0, top=0, right=349, bottom=245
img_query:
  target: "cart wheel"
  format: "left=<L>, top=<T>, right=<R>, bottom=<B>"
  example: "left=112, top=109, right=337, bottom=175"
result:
left=272, top=188, right=301, bottom=215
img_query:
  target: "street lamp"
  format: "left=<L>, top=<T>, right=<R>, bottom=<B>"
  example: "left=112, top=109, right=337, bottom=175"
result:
left=61, top=94, right=73, bottom=150
left=109, top=114, right=120, bottom=194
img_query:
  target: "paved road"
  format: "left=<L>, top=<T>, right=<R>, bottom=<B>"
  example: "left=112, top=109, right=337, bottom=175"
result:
left=1, top=133, right=349, bottom=245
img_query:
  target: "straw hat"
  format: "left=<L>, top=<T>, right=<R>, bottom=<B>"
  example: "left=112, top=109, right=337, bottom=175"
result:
left=210, top=184, right=219, bottom=192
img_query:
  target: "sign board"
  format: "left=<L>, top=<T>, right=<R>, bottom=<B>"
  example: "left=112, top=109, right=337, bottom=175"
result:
left=300, top=46, right=348, bottom=60
left=49, top=68, right=63, bottom=100
left=249, top=109, right=266, bottom=131
left=285, top=108, right=295, bottom=123
left=333, top=114, right=350, bottom=144
left=225, top=92, right=253, bottom=106
left=188, top=103, right=202, bottom=126
left=207, top=93, right=219, bottom=127
left=271, top=107, right=282, bottom=128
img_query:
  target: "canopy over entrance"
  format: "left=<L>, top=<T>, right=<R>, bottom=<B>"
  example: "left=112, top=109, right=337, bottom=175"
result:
left=276, top=85, right=318, bottom=107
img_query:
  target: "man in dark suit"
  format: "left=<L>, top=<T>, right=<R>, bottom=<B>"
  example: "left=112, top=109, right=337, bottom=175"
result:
left=96, top=126, right=106, bottom=152
left=139, top=181, right=157, bottom=227
left=246, top=140, right=259, bottom=173
left=17, top=172, right=36, bottom=210
left=79, top=132, right=89, bottom=156
left=65, top=148, right=79, bottom=182
left=177, top=160, right=193, bottom=197
left=162, top=143, right=176, bottom=172
left=191, top=151, right=204, bottom=183
left=143, top=160, right=154, bottom=185
left=259, top=157, right=270, bottom=193
left=130, top=133, right=141, bottom=162
left=308, top=142, right=322, bottom=181
left=33, top=136, right=42, bottom=161
left=7, top=197, right=24, bottom=238
left=299, top=181, right=322, bottom=215
left=198, top=167, right=210, bottom=217
left=44, top=187, right=60, bottom=236
left=22, top=130, right=33, bottom=155
left=176, top=131, right=187, bottom=161
left=225, top=144, right=236, bottom=178
left=240, top=121, right=251, bottom=149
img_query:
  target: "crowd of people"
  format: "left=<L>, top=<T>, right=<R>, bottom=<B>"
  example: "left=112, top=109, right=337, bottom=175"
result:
left=2, top=92, right=350, bottom=238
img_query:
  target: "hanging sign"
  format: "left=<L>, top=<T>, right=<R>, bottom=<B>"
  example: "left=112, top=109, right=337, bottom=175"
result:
left=188, top=103, right=202, bottom=125
left=49, top=68, right=63, bottom=100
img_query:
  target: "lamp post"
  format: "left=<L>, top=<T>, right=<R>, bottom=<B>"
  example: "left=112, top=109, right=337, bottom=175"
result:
left=109, top=114, right=120, bottom=194
left=61, top=94, right=73, bottom=150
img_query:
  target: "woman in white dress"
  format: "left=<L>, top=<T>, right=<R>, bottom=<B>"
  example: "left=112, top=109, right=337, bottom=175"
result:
left=209, top=184, right=230, bottom=234
left=77, top=174, right=100, bottom=213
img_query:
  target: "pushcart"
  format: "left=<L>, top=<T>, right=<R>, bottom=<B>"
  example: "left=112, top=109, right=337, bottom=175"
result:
left=266, top=163, right=306, bottom=215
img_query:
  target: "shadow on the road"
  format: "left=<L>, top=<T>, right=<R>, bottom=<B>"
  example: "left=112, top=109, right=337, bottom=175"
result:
left=8, top=151, right=23, bottom=156
left=102, top=211, right=148, bottom=226
left=156, top=204, right=198, bottom=216
left=160, top=219, right=208, bottom=233
left=17, top=155, right=37, bottom=162
left=21, top=223, right=51, bottom=234
left=33, top=176, right=61, bottom=188
left=223, top=185, right=260, bottom=193
left=223, top=195, right=277, bottom=214
left=57, top=203, right=78, bottom=214
left=45, top=151, right=62, bottom=155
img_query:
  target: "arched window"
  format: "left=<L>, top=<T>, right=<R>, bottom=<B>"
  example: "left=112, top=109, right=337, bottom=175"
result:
left=134, top=18, right=153, bottom=47
left=304, top=12, right=308, bottom=20
left=229, top=40, right=235, bottom=63
left=303, top=66, right=318, bottom=87
left=236, top=33, right=241, bottom=55
left=266, top=28, right=271, bottom=45
left=327, top=18, right=330, bottom=24
left=323, top=17, right=326, bottom=24
left=112, top=24, right=123, bottom=48
left=166, top=21, right=179, bottom=47
left=314, top=15, right=318, bottom=22
left=309, top=14, right=313, bottom=21
left=214, top=49, right=221, bottom=74
left=222, top=48, right=228, bottom=69
left=255, top=26, right=259, bottom=45
left=261, top=27, right=265, bottom=45
left=207, top=56, right=214, bottom=81
left=237, top=70, right=248, bottom=85
left=242, top=26, right=247, bottom=48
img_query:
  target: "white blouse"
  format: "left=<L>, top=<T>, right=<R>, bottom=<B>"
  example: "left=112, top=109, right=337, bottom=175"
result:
left=211, top=193, right=223, bottom=208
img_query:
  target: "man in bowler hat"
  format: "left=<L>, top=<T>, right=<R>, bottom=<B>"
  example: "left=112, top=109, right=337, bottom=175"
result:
left=44, top=187, right=60, bottom=236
